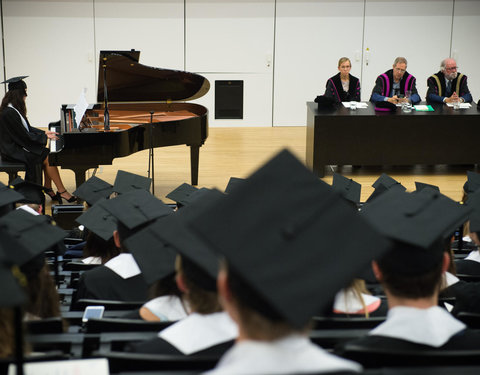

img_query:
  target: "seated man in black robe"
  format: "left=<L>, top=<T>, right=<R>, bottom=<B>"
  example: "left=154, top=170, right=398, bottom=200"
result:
left=336, top=188, right=480, bottom=356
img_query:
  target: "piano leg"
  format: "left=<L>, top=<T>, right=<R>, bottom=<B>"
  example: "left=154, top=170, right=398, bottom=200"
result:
left=71, top=167, right=92, bottom=189
left=190, top=145, right=200, bottom=186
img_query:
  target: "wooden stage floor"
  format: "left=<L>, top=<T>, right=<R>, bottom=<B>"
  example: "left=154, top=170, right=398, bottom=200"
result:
left=1, top=127, right=475, bottom=211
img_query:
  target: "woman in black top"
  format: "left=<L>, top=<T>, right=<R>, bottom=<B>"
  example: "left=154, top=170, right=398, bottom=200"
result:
left=324, top=57, right=361, bottom=103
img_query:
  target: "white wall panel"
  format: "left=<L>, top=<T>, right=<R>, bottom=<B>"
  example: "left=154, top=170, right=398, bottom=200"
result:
left=3, top=0, right=95, bottom=127
left=361, top=0, right=453, bottom=102
left=451, top=0, right=480, bottom=101
left=274, top=0, right=365, bottom=126
left=94, top=0, right=184, bottom=72
left=186, top=0, right=275, bottom=127
left=185, top=0, right=275, bottom=73
left=193, top=73, right=273, bottom=127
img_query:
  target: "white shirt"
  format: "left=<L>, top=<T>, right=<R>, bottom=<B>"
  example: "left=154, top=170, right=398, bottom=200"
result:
left=142, top=295, right=188, bottom=322
left=369, top=306, right=465, bottom=347
left=465, top=250, right=480, bottom=264
left=205, top=334, right=362, bottom=375
left=159, top=311, right=238, bottom=355
left=104, top=253, right=141, bottom=279
left=333, top=289, right=380, bottom=314
left=82, top=256, right=102, bottom=265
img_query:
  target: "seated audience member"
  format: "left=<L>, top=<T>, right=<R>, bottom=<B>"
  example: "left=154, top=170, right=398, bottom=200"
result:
left=336, top=188, right=480, bottom=354
left=333, top=279, right=387, bottom=318
left=75, top=199, right=120, bottom=265
left=370, top=57, right=420, bottom=105
left=426, top=58, right=472, bottom=104
left=125, top=230, right=186, bottom=322
left=74, top=189, right=172, bottom=304
left=366, top=173, right=406, bottom=203
left=73, top=175, right=113, bottom=207
left=0, top=182, right=24, bottom=217
left=0, top=209, right=66, bottom=320
left=331, top=173, right=361, bottom=209
left=455, top=190, right=480, bottom=275
left=112, top=170, right=152, bottom=195
left=126, top=188, right=237, bottom=355
left=324, top=57, right=361, bottom=103
left=187, top=150, right=391, bottom=374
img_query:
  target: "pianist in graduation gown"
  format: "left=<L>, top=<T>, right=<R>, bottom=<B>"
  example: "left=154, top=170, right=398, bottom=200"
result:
left=0, top=76, right=74, bottom=201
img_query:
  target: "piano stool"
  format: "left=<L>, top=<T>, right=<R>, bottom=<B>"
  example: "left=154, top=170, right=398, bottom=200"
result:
left=0, top=156, right=26, bottom=184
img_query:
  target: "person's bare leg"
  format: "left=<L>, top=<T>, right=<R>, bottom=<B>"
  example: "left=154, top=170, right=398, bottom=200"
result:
left=43, top=158, right=73, bottom=200
left=43, top=159, right=52, bottom=189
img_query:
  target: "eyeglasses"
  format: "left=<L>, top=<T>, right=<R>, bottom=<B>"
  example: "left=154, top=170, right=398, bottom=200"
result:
left=445, top=66, right=458, bottom=71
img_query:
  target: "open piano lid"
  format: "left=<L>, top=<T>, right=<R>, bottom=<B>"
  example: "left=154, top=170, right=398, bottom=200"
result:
left=97, top=50, right=210, bottom=103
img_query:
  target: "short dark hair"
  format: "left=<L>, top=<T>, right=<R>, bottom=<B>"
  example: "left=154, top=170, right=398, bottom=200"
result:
left=377, top=240, right=446, bottom=299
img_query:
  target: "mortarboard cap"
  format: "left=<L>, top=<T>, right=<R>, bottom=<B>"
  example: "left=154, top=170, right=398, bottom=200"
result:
left=0, top=209, right=67, bottom=267
left=145, top=189, right=225, bottom=291
left=0, top=182, right=25, bottom=209
left=314, top=95, right=336, bottom=110
left=366, top=173, right=405, bottom=202
left=189, top=149, right=391, bottom=329
left=75, top=198, right=117, bottom=241
left=101, top=189, right=173, bottom=230
left=10, top=177, right=45, bottom=205
left=332, top=173, right=361, bottom=205
left=2, top=76, right=28, bottom=93
left=165, top=183, right=198, bottom=207
left=415, top=181, right=440, bottom=193
left=124, top=230, right=178, bottom=286
left=361, top=188, right=470, bottom=274
left=225, top=177, right=246, bottom=194
left=374, top=101, right=397, bottom=112
left=463, top=171, right=480, bottom=195
left=113, top=170, right=151, bottom=194
left=73, top=176, right=113, bottom=206
left=466, top=191, right=480, bottom=233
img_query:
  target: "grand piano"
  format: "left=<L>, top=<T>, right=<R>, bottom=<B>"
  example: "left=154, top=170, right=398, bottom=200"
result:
left=49, top=50, right=209, bottom=188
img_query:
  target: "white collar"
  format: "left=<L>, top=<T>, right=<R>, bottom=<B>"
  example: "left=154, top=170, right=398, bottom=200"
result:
left=205, top=334, right=361, bottom=375
left=159, top=311, right=237, bottom=355
left=8, top=103, right=29, bottom=131
left=142, top=295, right=189, bottom=321
left=16, top=205, right=39, bottom=216
left=104, top=253, right=141, bottom=279
left=369, top=306, right=465, bottom=347
left=82, top=256, right=102, bottom=265
left=444, top=271, right=459, bottom=287
left=333, top=289, right=380, bottom=314
left=465, top=250, right=480, bottom=263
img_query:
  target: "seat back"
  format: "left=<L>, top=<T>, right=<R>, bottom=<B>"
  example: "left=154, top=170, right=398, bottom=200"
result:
left=85, top=317, right=174, bottom=333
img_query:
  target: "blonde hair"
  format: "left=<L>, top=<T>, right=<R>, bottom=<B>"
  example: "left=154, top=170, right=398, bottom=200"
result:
left=338, top=57, right=351, bottom=68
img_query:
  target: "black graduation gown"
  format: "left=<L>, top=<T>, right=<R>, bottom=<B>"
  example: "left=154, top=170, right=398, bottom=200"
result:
left=0, top=106, right=48, bottom=183
left=127, top=337, right=234, bottom=356
left=336, top=328, right=480, bottom=354
left=455, top=259, right=480, bottom=276
left=74, top=266, right=149, bottom=304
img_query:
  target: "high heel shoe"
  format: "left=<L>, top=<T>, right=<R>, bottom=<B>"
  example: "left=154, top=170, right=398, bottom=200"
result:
left=56, top=190, right=78, bottom=204
left=45, top=188, right=62, bottom=204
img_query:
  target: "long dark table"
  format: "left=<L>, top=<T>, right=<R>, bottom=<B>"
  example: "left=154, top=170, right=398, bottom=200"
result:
left=306, top=101, right=480, bottom=177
